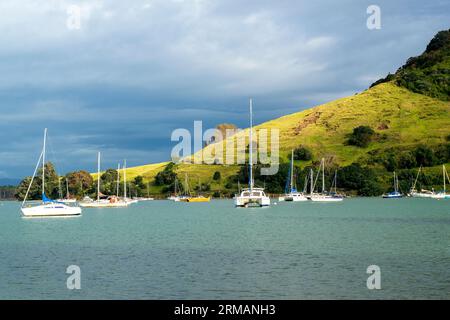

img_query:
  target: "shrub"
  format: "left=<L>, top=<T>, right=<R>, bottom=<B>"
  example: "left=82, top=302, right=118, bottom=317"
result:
left=154, top=163, right=177, bottom=186
left=213, top=171, right=221, bottom=181
left=347, top=126, right=375, bottom=148
left=414, top=145, right=437, bottom=167
left=293, top=146, right=313, bottom=161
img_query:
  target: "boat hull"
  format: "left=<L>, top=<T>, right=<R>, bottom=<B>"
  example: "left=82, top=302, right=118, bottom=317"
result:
left=79, top=201, right=129, bottom=208
left=431, top=193, right=450, bottom=199
left=180, top=197, right=211, bottom=202
left=21, top=204, right=81, bottom=217
left=235, top=196, right=270, bottom=207
left=310, top=196, right=343, bottom=202
left=410, top=192, right=435, bottom=198
left=285, top=194, right=309, bottom=202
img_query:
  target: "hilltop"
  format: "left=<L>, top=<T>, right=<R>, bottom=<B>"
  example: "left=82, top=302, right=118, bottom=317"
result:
left=371, top=29, right=450, bottom=101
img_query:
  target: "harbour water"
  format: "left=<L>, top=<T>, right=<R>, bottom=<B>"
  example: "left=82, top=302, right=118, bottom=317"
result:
left=0, top=198, right=449, bottom=299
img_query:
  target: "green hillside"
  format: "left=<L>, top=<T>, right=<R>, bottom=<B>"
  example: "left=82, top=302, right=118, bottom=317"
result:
left=114, top=29, right=450, bottom=197
left=120, top=81, right=448, bottom=197
left=15, top=29, right=450, bottom=199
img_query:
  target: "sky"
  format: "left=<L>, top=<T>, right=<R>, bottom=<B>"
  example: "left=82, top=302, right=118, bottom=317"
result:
left=0, top=0, right=449, bottom=179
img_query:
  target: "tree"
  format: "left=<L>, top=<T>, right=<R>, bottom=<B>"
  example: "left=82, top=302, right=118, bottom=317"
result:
left=398, top=152, right=417, bottom=169
left=338, top=163, right=383, bottom=196
left=154, top=163, right=177, bottom=186
left=66, top=170, right=94, bottom=198
left=213, top=171, right=221, bottom=181
left=293, top=146, right=312, bottom=161
left=15, top=177, right=39, bottom=200
left=15, top=162, right=60, bottom=200
left=347, top=126, right=375, bottom=148
left=100, top=168, right=119, bottom=195
left=414, top=145, right=436, bottom=167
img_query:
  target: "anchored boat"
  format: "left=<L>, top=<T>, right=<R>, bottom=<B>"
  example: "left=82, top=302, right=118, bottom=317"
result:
left=431, top=165, right=450, bottom=199
left=383, top=171, right=403, bottom=198
left=281, top=150, right=308, bottom=202
left=234, top=99, right=270, bottom=207
left=21, top=129, right=82, bottom=217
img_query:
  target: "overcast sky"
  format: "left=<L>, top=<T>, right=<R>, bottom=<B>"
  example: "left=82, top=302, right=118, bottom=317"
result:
left=0, top=0, right=449, bottom=179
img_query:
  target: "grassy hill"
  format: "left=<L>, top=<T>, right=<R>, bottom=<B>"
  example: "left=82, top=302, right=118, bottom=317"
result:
left=115, top=81, right=448, bottom=196
left=97, top=29, right=450, bottom=197
left=114, top=29, right=450, bottom=197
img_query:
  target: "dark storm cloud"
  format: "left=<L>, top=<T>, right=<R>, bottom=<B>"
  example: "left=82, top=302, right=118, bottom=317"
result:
left=0, top=0, right=449, bottom=178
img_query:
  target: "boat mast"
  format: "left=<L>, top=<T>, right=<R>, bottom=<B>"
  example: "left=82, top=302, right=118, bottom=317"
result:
left=117, top=163, right=120, bottom=197
left=97, top=152, right=101, bottom=202
left=66, top=179, right=70, bottom=199
left=310, top=168, right=313, bottom=196
left=124, top=159, right=127, bottom=199
left=334, top=170, right=338, bottom=194
left=58, top=176, right=62, bottom=199
left=393, top=171, right=397, bottom=193
left=249, top=98, right=253, bottom=191
left=444, top=165, right=446, bottom=194
left=42, top=128, right=47, bottom=197
left=412, top=166, right=421, bottom=192
left=290, top=150, right=294, bottom=192
left=322, top=158, right=325, bottom=193
left=185, top=173, right=189, bottom=196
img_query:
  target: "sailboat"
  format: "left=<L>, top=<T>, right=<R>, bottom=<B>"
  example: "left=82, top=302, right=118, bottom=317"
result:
left=409, top=166, right=435, bottom=198
left=179, top=173, right=210, bottom=202
left=57, top=178, right=77, bottom=203
left=282, top=150, right=308, bottom=202
left=136, top=183, right=154, bottom=201
left=21, top=129, right=82, bottom=217
left=310, top=158, right=343, bottom=202
left=234, top=99, right=270, bottom=207
left=168, top=178, right=180, bottom=201
left=79, top=153, right=129, bottom=207
left=431, top=165, right=450, bottom=199
left=383, top=171, right=403, bottom=198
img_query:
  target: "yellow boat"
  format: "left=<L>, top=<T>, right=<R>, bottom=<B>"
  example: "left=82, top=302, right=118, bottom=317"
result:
left=184, top=196, right=211, bottom=202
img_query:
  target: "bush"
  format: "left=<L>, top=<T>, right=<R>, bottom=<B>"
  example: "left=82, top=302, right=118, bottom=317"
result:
left=293, top=146, right=312, bottom=161
left=213, top=171, right=221, bottom=181
left=414, top=145, right=437, bottom=167
left=347, top=126, right=375, bottom=148
left=338, top=163, right=384, bottom=196
left=154, top=163, right=177, bottom=186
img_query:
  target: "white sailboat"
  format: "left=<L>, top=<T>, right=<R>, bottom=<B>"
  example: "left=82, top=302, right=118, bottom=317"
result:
left=79, top=153, right=129, bottom=207
left=234, top=99, right=270, bottom=207
left=21, top=129, right=82, bottom=217
left=409, top=166, right=435, bottom=198
left=382, top=171, right=403, bottom=198
left=282, top=150, right=308, bottom=202
left=310, top=158, right=343, bottom=202
left=431, top=165, right=450, bottom=199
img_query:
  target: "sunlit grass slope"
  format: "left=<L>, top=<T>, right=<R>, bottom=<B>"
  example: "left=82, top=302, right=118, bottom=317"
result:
left=99, top=82, right=449, bottom=192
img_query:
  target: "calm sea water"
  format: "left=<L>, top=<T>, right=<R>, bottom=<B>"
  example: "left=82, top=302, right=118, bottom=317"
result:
left=0, top=198, right=449, bottom=299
